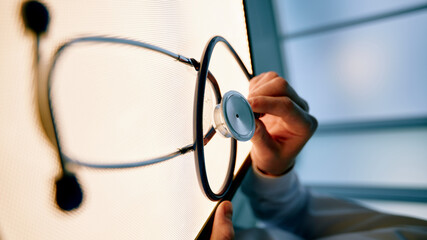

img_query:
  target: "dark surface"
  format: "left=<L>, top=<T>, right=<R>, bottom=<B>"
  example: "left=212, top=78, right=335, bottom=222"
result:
left=55, top=173, right=83, bottom=211
left=21, top=1, right=50, bottom=35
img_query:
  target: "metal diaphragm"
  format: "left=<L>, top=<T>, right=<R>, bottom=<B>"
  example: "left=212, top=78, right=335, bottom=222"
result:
left=213, top=90, right=255, bottom=141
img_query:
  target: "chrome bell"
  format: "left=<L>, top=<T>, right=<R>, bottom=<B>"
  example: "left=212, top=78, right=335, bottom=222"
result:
left=213, top=91, right=255, bottom=141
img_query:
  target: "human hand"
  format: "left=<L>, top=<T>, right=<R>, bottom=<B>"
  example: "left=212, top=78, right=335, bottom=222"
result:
left=248, top=72, right=317, bottom=176
left=210, top=201, right=234, bottom=240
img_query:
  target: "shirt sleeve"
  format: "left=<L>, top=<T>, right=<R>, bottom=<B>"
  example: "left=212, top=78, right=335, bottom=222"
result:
left=241, top=166, right=427, bottom=239
left=241, top=166, right=308, bottom=233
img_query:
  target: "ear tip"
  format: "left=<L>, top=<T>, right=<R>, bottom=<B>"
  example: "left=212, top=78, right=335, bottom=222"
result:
left=21, top=0, right=50, bottom=35
left=55, top=173, right=83, bottom=211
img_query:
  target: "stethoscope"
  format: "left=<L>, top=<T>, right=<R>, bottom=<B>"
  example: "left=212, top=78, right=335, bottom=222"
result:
left=22, top=0, right=259, bottom=211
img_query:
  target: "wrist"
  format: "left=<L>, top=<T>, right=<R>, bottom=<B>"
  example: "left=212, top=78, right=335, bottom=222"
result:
left=256, top=160, right=295, bottom=177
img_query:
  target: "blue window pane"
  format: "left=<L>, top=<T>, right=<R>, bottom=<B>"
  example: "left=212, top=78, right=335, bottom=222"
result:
left=284, top=11, right=427, bottom=124
left=274, top=0, right=427, bottom=35
left=296, top=128, right=427, bottom=188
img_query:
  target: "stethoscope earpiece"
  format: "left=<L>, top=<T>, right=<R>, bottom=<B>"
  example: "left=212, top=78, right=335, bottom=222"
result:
left=214, top=91, right=255, bottom=142
left=21, top=1, right=83, bottom=212
left=55, top=173, right=83, bottom=211
left=21, top=1, right=50, bottom=36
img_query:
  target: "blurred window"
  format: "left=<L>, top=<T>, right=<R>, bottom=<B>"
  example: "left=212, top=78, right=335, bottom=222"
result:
left=272, top=0, right=427, bottom=218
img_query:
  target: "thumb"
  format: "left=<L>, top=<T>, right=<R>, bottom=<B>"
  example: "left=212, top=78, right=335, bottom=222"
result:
left=251, top=119, right=277, bottom=158
left=210, top=201, right=234, bottom=240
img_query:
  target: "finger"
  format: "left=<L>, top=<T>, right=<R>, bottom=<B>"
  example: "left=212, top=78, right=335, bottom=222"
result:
left=249, top=71, right=276, bottom=86
left=250, top=77, right=309, bottom=111
left=249, top=96, right=317, bottom=136
left=251, top=119, right=278, bottom=155
left=249, top=71, right=278, bottom=92
left=250, top=119, right=281, bottom=173
left=248, top=72, right=265, bottom=86
left=210, top=201, right=234, bottom=240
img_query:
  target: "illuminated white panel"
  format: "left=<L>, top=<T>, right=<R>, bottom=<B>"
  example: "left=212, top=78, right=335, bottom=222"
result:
left=0, top=0, right=252, bottom=239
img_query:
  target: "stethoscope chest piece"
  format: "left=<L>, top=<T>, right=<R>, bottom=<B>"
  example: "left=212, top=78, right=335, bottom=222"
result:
left=214, top=91, right=255, bottom=141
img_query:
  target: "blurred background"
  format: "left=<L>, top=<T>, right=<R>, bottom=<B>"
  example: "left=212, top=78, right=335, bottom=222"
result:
left=234, top=0, right=427, bottom=227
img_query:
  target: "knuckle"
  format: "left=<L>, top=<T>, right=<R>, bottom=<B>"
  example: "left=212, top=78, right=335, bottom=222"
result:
left=281, top=97, right=293, bottom=112
left=265, top=71, right=279, bottom=79
left=272, top=77, right=288, bottom=91
left=309, top=115, right=318, bottom=132
left=249, top=97, right=261, bottom=108
left=301, top=115, right=318, bottom=137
